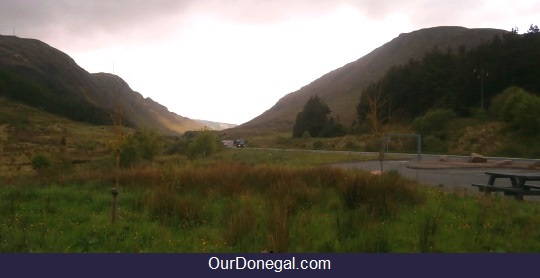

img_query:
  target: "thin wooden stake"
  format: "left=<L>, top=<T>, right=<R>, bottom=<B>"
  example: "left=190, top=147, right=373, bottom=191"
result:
left=111, top=187, right=119, bottom=224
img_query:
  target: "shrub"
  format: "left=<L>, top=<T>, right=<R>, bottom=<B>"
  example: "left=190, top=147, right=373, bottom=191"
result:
left=422, top=135, right=447, bottom=154
left=119, top=129, right=162, bottom=167
left=412, top=109, right=457, bottom=135
left=344, top=141, right=360, bottom=151
left=489, top=86, right=523, bottom=121
left=313, top=141, right=324, bottom=150
left=364, top=136, right=384, bottom=152
left=31, top=154, right=51, bottom=170
left=187, top=129, right=222, bottom=159
left=492, top=87, right=540, bottom=135
left=166, top=138, right=189, bottom=155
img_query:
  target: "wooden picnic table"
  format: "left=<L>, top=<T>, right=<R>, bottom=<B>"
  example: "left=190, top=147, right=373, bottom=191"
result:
left=472, top=171, right=540, bottom=200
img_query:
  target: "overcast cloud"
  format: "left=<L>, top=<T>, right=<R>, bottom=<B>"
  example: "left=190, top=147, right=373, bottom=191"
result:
left=1, top=0, right=538, bottom=124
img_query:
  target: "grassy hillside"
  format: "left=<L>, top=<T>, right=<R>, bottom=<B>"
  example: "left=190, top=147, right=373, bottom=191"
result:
left=0, top=97, right=122, bottom=177
left=0, top=35, right=204, bottom=135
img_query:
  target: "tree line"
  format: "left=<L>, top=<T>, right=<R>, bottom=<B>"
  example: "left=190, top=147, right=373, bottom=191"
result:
left=293, top=25, right=540, bottom=138
left=358, top=25, right=540, bottom=125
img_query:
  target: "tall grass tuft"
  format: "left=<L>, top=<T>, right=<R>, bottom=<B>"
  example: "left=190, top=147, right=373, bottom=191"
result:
left=337, top=171, right=423, bottom=218
left=223, top=198, right=258, bottom=249
left=266, top=200, right=290, bottom=253
left=418, top=211, right=439, bottom=253
left=143, top=185, right=207, bottom=228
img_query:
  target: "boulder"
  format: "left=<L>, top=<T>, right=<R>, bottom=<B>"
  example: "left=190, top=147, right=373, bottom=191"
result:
left=469, top=153, right=487, bottom=163
left=438, top=155, right=449, bottom=162
left=370, top=170, right=382, bottom=175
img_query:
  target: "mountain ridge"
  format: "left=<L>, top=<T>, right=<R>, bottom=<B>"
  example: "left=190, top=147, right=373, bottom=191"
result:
left=238, top=26, right=508, bottom=133
left=0, top=35, right=206, bottom=135
left=194, top=119, right=237, bottom=131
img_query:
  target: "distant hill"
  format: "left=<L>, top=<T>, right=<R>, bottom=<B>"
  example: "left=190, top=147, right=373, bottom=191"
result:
left=237, top=26, right=508, bottom=133
left=194, top=119, right=237, bottom=131
left=0, top=35, right=204, bottom=135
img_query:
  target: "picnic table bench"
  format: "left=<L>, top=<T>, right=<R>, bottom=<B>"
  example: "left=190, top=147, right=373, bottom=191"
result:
left=472, top=171, right=540, bottom=200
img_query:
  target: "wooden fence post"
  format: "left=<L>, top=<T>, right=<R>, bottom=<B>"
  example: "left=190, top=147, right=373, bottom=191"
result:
left=111, top=187, right=119, bottom=224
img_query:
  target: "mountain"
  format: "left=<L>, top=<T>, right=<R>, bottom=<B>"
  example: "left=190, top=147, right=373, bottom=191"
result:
left=194, top=119, right=237, bottom=131
left=237, top=26, right=508, bottom=133
left=0, top=35, right=204, bottom=135
left=89, top=72, right=204, bottom=134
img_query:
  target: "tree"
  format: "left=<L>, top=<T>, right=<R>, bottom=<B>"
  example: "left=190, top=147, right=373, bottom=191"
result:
left=187, top=128, right=222, bottom=159
left=527, top=24, right=539, bottom=34
left=292, top=95, right=339, bottom=138
left=357, top=83, right=389, bottom=135
left=357, top=83, right=391, bottom=173
left=320, top=116, right=346, bottom=137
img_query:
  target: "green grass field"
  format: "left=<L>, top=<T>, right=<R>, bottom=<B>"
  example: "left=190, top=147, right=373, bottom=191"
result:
left=2, top=148, right=540, bottom=253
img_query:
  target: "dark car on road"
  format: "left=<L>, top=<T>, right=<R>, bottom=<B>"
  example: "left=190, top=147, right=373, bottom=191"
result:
left=233, top=139, right=246, bottom=148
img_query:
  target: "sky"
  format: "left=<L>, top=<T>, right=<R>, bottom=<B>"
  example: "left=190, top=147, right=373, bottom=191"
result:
left=1, top=1, right=539, bottom=125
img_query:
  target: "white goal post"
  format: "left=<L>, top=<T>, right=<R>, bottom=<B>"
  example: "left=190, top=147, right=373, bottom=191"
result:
left=382, top=133, right=422, bottom=161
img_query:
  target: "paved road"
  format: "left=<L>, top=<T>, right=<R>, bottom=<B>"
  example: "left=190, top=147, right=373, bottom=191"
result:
left=248, top=148, right=540, bottom=197
left=332, top=159, right=540, bottom=199
left=333, top=160, right=490, bottom=188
